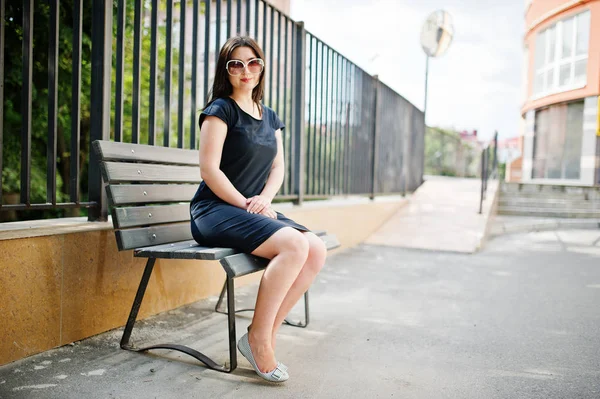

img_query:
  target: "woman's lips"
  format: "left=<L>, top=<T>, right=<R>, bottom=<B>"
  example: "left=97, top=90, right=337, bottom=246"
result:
left=241, top=78, right=251, bottom=83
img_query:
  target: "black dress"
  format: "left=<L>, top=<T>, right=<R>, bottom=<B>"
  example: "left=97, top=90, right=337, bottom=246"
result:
left=189, top=97, right=309, bottom=253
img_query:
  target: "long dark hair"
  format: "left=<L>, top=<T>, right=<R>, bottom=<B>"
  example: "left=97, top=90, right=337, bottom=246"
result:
left=204, top=36, right=265, bottom=116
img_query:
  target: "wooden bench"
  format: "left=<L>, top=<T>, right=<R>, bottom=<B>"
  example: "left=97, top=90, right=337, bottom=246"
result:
left=92, top=139, right=340, bottom=373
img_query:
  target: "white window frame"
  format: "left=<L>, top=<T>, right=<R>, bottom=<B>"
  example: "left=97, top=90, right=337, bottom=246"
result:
left=532, top=10, right=590, bottom=100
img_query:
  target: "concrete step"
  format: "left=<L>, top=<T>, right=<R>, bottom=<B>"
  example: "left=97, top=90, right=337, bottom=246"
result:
left=498, top=198, right=600, bottom=209
left=499, top=192, right=592, bottom=200
left=497, top=206, right=600, bottom=218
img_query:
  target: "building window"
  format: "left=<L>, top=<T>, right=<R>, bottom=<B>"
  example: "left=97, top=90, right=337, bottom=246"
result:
left=532, top=101, right=584, bottom=180
left=533, top=10, right=590, bottom=97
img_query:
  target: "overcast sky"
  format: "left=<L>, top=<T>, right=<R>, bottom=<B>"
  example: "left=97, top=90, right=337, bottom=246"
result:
left=291, top=0, right=525, bottom=141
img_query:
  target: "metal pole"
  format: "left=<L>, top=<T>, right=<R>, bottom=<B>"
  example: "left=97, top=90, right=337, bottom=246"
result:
left=292, top=22, right=306, bottom=205
left=423, top=55, right=429, bottom=125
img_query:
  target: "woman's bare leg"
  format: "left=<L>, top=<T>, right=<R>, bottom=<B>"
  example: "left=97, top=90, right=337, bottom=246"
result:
left=247, top=227, right=309, bottom=372
left=270, top=232, right=327, bottom=348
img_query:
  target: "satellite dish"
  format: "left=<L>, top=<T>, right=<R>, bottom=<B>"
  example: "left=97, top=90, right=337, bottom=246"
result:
left=420, top=10, right=454, bottom=58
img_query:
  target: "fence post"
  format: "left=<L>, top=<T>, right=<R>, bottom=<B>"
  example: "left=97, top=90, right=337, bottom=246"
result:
left=478, top=148, right=485, bottom=214
left=370, top=75, right=379, bottom=200
left=292, top=21, right=306, bottom=206
left=88, top=0, right=112, bottom=222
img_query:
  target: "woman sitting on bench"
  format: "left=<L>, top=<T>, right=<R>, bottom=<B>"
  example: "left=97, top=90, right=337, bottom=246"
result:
left=189, top=36, right=327, bottom=383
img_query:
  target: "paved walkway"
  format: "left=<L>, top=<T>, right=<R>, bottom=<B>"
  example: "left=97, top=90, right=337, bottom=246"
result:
left=1, top=229, right=599, bottom=398
left=366, top=176, right=498, bottom=253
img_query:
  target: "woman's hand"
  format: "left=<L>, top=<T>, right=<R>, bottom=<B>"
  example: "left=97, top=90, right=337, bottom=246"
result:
left=258, top=207, right=278, bottom=219
left=246, top=195, right=271, bottom=214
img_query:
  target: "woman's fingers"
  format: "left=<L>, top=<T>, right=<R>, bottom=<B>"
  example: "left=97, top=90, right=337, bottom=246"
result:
left=247, top=196, right=270, bottom=214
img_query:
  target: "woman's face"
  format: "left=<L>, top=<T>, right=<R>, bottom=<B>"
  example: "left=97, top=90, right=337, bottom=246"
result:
left=227, top=46, right=263, bottom=93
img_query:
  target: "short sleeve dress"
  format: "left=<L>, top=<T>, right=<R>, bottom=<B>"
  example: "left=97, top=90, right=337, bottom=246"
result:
left=189, top=97, right=309, bottom=253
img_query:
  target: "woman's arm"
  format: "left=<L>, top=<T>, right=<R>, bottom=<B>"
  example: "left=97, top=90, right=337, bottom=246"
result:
left=247, top=129, right=285, bottom=214
left=199, top=115, right=247, bottom=209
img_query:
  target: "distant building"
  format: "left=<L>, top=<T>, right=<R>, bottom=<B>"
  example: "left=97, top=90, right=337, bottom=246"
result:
left=516, top=0, right=600, bottom=186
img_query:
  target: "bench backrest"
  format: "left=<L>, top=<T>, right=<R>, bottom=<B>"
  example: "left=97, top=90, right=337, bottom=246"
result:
left=93, top=140, right=200, bottom=251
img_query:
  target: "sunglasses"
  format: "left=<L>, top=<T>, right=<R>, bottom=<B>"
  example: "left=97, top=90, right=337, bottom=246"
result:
left=226, top=58, right=264, bottom=76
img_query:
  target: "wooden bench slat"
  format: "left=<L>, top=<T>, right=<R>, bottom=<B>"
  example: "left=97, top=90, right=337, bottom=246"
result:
left=93, top=140, right=198, bottom=165
left=116, top=223, right=193, bottom=250
left=219, top=253, right=269, bottom=278
left=321, top=234, right=341, bottom=250
left=108, top=184, right=198, bottom=205
left=134, top=240, right=239, bottom=260
left=112, top=203, right=190, bottom=228
left=102, top=161, right=201, bottom=184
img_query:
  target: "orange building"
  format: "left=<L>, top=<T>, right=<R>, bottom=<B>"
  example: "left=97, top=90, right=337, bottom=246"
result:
left=520, top=0, right=600, bottom=186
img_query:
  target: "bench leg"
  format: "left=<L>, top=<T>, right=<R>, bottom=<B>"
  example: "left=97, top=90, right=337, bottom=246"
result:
left=215, top=280, right=310, bottom=328
left=120, top=258, right=236, bottom=372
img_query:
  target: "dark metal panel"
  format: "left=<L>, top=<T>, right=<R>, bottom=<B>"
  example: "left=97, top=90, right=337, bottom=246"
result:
left=370, top=76, right=379, bottom=199
left=93, top=140, right=199, bottom=165
left=107, top=184, right=198, bottom=206
left=245, top=0, right=250, bottom=35
left=148, top=0, right=159, bottom=145
left=164, top=1, right=174, bottom=147
left=281, top=18, right=289, bottom=195
left=262, top=1, right=267, bottom=51
left=177, top=0, right=187, bottom=149
left=254, top=0, right=259, bottom=39
left=275, top=12, right=281, bottom=115
left=305, top=34, right=313, bottom=194
left=112, top=203, right=190, bottom=228
left=70, top=0, right=83, bottom=202
left=132, top=0, right=142, bottom=144
left=47, top=1, right=59, bottom=205
left=102, top=162, right=201, bottom=184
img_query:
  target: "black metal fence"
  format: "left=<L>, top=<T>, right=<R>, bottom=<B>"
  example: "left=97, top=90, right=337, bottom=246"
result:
left=478, top=132, right=498, bottom=214
left=0, top=0, right=425, bottom=223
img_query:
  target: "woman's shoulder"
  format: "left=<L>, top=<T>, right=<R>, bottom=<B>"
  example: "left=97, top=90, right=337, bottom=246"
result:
left=206, top=97, right=234, bottom=111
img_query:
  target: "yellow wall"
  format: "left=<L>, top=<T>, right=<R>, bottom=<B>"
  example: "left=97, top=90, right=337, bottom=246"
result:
left=0, top=199, right=405, bottom=366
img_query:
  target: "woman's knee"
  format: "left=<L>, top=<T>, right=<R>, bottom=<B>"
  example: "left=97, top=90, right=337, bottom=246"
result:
left=304, top=233, right=327, bottom=274
left=279, top=229, right=310, bottom=264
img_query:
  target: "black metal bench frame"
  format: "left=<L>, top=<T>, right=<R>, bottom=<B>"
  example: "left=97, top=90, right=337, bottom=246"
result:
left=93, top=140, right=339, bottom=373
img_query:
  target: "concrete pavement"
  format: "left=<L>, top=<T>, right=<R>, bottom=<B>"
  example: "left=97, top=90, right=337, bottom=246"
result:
left=1, top=228, right=599, bottom=398
left=366, top=176, right=498, bottom=253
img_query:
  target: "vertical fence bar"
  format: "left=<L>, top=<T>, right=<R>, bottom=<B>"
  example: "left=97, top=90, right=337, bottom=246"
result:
left=268, top=8, right=274, bottom=106
left=204, top=0, right=211, bottom=103
left=164, top=1, right=173, bottom=147
left=0, top=1, right=4, bottom=203
left=47, top=1, right=59, bottom=205
left=70, top=0, right=82, bottom=202
left=245, top=0, right=250, bottom=35
left=20, top=0, right=33, bottom=206
left=281, top=18, right=289, bottom=194
left=334, top=53, right=342, bottom=194
left=275, top=12, right=281, bottom=115
left=370, top=76, right=379, bottom=199
left=148, top=0, right=158, bottom=145
left=227, top=0, right=232, bottom=38
left=262, top=1, right=267, bottom=51
left=311, top=38, right=319, bottom=195
left=292, top=22, right=306, bottom=205
left=327, top=50, right=335, bottom=194
left=177, top=0, right=187, bottom=149
left=236, top=0, right=242, bottom=34
left=190, top=0, right=199, bottom=149
left=215, top=0, right=222, bottom=65
left=305, top=34, right=313, bottom=194
left=114, top=0, right=126, bottom=142
left=317, top=41, right=325, bottom=195
left=321, top=46, right=329, bottom=195
left=132, top=0, right=142, bottom=144
left=254, top=0, right=259, bottom=39
left=89, top=0, right=112, bottom=221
